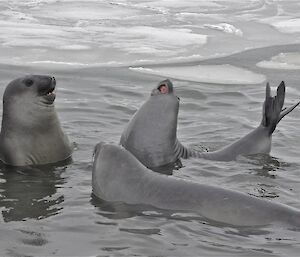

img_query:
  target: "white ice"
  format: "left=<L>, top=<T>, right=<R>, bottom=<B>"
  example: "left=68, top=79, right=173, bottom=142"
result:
left=203, top=23, right=243, bottom=37
left=130, top=65, right=266, bottom=84
left=266, top=18, right=300, bottom=33
left=257, top=52, right=300, bottom=70
left=0, top=0, right=299, bottom=67
left=96, top=26, right=207, bottom=56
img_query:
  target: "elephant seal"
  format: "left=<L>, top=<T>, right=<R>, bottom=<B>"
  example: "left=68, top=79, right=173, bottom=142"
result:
left=92, top=143, right=300, bottom=227
left=120, top=79, right=180, bottom=171
left=0, top=75, right=72, bottom=166
left=120, top=80, right=299, bottom=169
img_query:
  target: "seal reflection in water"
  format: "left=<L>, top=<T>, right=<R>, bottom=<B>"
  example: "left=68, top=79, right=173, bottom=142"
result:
left=0, top=163, right=66, bottom=222
left=120, top=80, right=299, bottom=170
left=92, top=143, right=300, bottom=228
left=0, top=75, right=72, bottom=166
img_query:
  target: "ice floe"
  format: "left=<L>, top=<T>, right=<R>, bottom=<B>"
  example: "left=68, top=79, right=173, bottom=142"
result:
left=203, top=23, right=243, bottom=37
left=271, top=18, right=300, bottom=33
left=257, top=52, right=300, bottom=70
left=87, top=25, right=207, bottom=56
left=130, top=64, right=266, bottom=84
left=0, top=0, right=299, bottom=67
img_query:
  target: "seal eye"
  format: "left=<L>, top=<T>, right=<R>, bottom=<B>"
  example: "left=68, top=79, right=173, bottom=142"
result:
left=24, top=79, right=34, bottom=87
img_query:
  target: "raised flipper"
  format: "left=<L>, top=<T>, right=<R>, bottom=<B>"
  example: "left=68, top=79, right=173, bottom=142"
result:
left=261, top=81, right=300, bottom=135
left=181, top=81, right=300, bottom=161
left=279, top=102, right=300, bottom=123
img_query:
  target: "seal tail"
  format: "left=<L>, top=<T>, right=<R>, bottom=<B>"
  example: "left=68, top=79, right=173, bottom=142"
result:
left=262, top=81, right=300, bottom=135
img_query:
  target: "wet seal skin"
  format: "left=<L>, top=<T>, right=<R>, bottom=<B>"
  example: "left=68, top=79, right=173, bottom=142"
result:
left=93, top=143, right=300, bottom=228
left=0, top=75, right=72, bottom=166
left=120, top=80, right=300, bottom=170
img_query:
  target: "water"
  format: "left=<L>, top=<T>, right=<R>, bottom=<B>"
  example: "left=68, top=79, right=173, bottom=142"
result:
left=0, top=0, right=300, bottom=256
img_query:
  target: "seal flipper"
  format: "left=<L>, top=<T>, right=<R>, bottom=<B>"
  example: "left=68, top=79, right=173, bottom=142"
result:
left=278, top=100, right=300, bottom=122
left=262, top=82, right=285, bottom=134
left=262, top=81, right=300, bottom=135
left=179, top=81, right=300, bottom=161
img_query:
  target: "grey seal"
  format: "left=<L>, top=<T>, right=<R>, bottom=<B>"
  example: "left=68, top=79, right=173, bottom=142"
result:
left=92, top=143, right=300, bottom=227
left=120, top=80, right=299, bottom=170
left=0, top=75, right=72, bottom=166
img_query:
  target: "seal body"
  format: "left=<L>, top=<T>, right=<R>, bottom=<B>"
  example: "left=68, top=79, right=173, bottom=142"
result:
left=93, top=143, right=300, bottom=227
left=0, top=75, right=72, bottom=166
left=120, top=80, right=299, bottom=168
left=121, top=80, right=179, bottom=170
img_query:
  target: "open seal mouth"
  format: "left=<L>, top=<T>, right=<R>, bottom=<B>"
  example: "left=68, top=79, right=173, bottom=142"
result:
left=151, top=79, right=179, bottom=101
left=43, top=86, right=56, bottom=104
left=41, top=77, right=56, bottom=104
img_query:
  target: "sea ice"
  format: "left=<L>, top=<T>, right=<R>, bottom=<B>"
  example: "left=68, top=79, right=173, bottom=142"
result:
left=130, top=64, right=266, bottom=84
left=271, top=18, right=300, bottom=33
left=203, top=23, right=243, bottom=37
left=257, top=52, right=300, bottom=70
left=88, top=25, right=207, bottom=56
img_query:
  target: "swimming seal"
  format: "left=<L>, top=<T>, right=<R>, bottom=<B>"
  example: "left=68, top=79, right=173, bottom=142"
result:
left=92, top=143, right=300, bottom=227
left=0, top=75, right=72, bottom=166
left=120, top=80, right=299, bottom=169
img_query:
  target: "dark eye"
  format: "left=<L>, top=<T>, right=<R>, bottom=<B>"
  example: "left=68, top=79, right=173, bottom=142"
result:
left=24, top=79, right=34, bottom=87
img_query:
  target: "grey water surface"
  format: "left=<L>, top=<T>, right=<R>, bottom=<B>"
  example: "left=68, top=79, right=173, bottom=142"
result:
left=0, top=44, right=299, bottom=256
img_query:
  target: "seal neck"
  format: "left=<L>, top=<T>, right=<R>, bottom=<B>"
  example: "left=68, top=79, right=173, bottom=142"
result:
left=1, top=98, right=58, bottom=133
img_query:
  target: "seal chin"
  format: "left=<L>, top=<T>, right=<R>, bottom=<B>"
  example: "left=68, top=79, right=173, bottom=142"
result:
left=40, top=85, right=56, bottom=104
left=42, top=89, right=56, bottom=104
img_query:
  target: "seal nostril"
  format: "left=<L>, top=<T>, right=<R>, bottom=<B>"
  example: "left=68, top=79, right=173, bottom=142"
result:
left=52, top=77, right=56, bottom=86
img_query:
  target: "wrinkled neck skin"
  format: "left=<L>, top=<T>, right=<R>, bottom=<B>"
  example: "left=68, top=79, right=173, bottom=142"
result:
left=186, top=124, right=271, bottom=161
left=0, top=95, right=72, bottom=166
left=120, top=94, right=179, bottom=169
left=93, top=144, right=300, bottom=228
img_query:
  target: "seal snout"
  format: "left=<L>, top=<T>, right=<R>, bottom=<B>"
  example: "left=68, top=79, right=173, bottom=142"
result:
left=158, top=79, right=173, bottom=94
left=151, top=79, right=175, bottom=96
left=38, top=76, right=57, bottom=104
left=46, top=77, right=56, bottom=95
left=51, top=76, right=56, bottom=85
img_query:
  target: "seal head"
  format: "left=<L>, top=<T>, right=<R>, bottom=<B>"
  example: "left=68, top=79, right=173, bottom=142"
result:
left=0, top=75, right=72, bottom=166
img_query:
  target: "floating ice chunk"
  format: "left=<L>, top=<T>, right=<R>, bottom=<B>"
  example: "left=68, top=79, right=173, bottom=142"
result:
left=26, top=60, right=124, bottom=69
left=1, top=10, right=38, bottom=22
left=130, top=64, right=266, bottom=85
left=134, top=0, right=223, bottom=9
left=57, top=45, right=90, bottom=50
left=257, top=52, right=300, bottom=70
left=92, top=26, right=207, bottom=56
left=203, top=23, right=243, bottom=37
left=27, top=1, right=140, bottom=21
left=271, top=18, right=300, bottom=33
left=116, top=26, right=207, bottom=47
